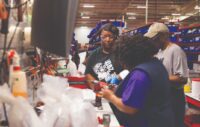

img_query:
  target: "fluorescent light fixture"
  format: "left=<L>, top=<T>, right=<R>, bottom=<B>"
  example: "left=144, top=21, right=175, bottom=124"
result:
left=83, top=4, right=95, bottom=8
left=80, top=26, right=88, bottom=28
left=126, top=12, right=136, bottom=15
left=137, top=5, right=146, bottom=9
left=171, top=13, right=181, bottom=16
left=81, top=16, right=90, bottom=19
left=116, top=19, right=122, bottom=22
left=169, top=19, right=178, bottom=22
left=194, top=5, right=200, bottom=10
left=161, top=17, right=169, bottom=20
left=128, top=16, right=136, bottom=20
left=101, top=19, right=107, bottom=21
left=185, top=13, right=194, bottom=16
left=109, top=19, right=115, bottom=21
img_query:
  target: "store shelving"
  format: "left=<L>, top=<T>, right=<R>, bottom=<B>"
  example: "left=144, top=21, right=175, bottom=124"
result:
left=193, top=61, right=200, bottom=64
left=176, top=42, right=200, bottom=46
left=123, top=23, right=200, bottom=70
left=176, top=24, right=200, bottom=69
left=122, top=23, right=152, bottom=36
left=184, top=52, right=200, bottom=55
left=179, top=34, right=200, bottom=38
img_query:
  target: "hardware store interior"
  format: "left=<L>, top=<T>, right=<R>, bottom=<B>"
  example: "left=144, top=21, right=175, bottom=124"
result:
left=0, top=0, right=200, bottom=127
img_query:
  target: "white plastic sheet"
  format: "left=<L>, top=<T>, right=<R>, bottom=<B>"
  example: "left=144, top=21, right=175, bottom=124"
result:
left=37, top=75, right=98, bottom=127
left=0, top=74, right=98, bottom=127
left=0, top=84, right=44, bottom=127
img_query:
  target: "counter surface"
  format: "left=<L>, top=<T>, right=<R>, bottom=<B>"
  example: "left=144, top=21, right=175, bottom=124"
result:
left=95, top=99, right=120, bottom=127
left=185, top=93, right=200, bottom=108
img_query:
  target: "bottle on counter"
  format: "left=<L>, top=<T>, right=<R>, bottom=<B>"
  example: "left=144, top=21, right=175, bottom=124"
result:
left=103, top=114, right=111, bottom=127
left=92, top=80, right=103, bottom=109
left=10, top=52, right=28, bottom=98
left=10, top=66, right=28, bottom=98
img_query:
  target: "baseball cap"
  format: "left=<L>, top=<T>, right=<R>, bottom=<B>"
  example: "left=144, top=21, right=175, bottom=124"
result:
left=144, top=22, right=169, bottom=38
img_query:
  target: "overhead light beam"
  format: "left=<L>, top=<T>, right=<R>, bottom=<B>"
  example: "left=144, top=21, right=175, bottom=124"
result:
left=83, top=4, right=95, bottom=8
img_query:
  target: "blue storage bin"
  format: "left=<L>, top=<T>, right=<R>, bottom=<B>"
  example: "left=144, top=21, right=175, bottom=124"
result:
left=167, top=25, right=178, bottom=32
left=195, top=37, right=200, bottom=42
left=181, top=29, right=188, bottom=35
left=170, top=34, right=177, bottom=42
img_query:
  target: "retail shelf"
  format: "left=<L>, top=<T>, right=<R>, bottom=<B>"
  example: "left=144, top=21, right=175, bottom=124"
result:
left=189, top=70, right=200, bottom=78
left=177, top=24, right=200, bottom=70
left=179, top=34, right=200, bottom=38
left=185, top=93, right=200, bottom=108
left=122, top=23, right=152, bottom=35
left=179, top=24, right=200, bottom=30
left=192, top=61, right=200, bottom=64
left=176, top=42, right=200, bottom=46
left=184, top=52, right=200, bottom=55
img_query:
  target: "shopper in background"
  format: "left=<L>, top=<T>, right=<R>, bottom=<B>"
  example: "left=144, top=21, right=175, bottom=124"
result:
left=145, top=22, right=188, bottom=127
left=101, top=35, right=174, bottom=127
left=85, top=23, right=122, bottom=89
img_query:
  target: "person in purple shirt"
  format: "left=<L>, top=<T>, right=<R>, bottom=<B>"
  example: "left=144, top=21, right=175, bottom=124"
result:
left=101, top=35, right=174, bottom=127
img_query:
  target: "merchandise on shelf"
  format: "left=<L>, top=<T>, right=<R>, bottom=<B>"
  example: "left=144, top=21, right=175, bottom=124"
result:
left=177, top=25, right=200, bottom=69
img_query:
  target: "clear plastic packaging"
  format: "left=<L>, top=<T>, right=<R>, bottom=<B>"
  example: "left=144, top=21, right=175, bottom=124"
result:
left=36, top=75, right=98, bottom=127
left=0, top=83, right=44, bottom=127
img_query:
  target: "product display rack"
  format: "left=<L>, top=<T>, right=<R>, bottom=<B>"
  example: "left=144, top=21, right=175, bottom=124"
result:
left=176, top=24, right=200, bottom=69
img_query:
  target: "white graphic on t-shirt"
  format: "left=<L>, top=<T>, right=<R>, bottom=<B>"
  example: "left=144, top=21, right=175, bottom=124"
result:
left=93, top=59, right=114, bottom=80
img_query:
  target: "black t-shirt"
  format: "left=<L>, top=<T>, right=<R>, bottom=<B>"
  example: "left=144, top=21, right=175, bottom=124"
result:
left=85, top=47, right=122, bottom=81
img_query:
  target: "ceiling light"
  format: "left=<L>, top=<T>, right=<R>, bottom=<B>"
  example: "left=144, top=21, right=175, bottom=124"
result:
left=101, top=19, right=107, bottom=22
left=185, top=13, right=194, bottom=16
left=128, top=16, right=136, bottom=20
left=80, top=26, right=88, bottom=28
left=116, top=19, right=122, bottom=22
left=137, top=5, right=146, bottom=9
left=171, top=13, right=181, bottom=16
left=126, top=12, right=136, bottom=15
left=161, top=17, right=169, bottom=20
left=110, top=19, right=115, bottom=21
left=194, top=5, right=200, bottom=10
left=83, top=4, right=95, bottom=8
left=81, top=16, right=90, bottom=19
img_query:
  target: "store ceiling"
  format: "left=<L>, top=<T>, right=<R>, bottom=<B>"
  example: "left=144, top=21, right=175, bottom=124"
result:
left=76, top=0, right=199, bottom=28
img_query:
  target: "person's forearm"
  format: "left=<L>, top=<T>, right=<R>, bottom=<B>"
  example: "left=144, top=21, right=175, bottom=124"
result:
left=85, top=74, right=96, bottom=90
left=169, top=75, right=187, bottom=85
left=109, top=94, right=137, bottom=115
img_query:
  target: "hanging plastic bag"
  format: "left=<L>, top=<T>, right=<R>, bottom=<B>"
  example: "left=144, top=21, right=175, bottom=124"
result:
left=65, top=88, right=97, bottom=127
left=37, top=77, right=98, bottom=127
left=43, top=74, right=69, bottom=88
left=39, top=101, right=72, bottom=127
left=37, top=75, right=72, bottom=127
left=70, top=100, right=98, bottom=127
left=0, top=84, right=43, bottom=127
left=37, top=74, right=69, bottom=103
